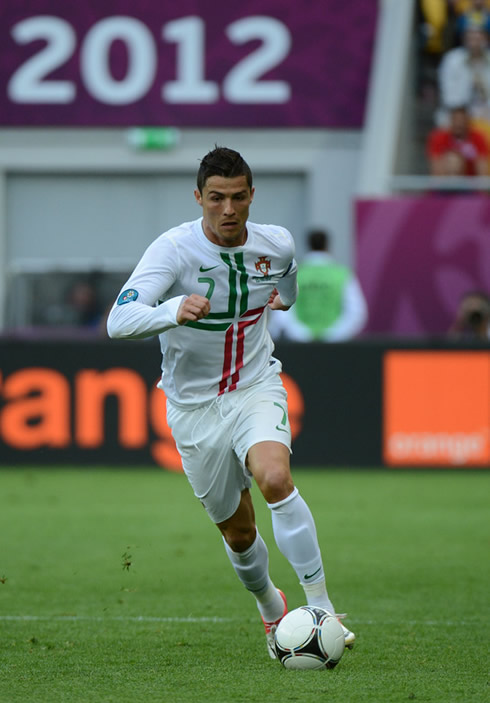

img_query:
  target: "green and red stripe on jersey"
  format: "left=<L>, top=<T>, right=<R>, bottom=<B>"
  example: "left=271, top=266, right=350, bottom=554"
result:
left=218, top=306, right=266, bottom=395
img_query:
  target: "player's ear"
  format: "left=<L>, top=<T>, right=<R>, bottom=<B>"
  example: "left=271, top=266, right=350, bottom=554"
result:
left=194, top=189, right=203, bottom=206
left=250, top=186, right=255, bottom=202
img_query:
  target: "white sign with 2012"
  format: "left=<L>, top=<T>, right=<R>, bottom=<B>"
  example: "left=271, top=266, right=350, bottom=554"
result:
left=7, top=15, right=292, bottom=106
left=1, top=2, right=377, bottom=126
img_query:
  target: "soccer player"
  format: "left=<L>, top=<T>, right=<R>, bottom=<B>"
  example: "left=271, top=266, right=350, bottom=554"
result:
left=107, top=146, right=355, bottom=658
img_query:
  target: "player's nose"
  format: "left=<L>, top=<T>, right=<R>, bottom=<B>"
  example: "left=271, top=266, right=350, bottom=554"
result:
left=223, top=198, right=236, bottom=214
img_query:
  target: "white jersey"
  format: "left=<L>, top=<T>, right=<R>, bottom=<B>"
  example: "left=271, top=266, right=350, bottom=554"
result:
left=107, top=217, right=298, bottom=406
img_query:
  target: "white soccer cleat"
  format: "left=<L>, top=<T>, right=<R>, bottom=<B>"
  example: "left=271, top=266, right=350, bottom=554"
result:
left=338, top=618, right=355, bottom=649
left=261, top=589, right=288, bottom=659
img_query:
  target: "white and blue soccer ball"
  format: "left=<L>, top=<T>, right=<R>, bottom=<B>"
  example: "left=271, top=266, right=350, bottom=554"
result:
left=274, top=606, right=345, bottom=670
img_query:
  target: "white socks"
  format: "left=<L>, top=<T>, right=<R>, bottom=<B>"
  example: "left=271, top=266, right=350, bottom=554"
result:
left=223, top=530, right=285, bottom=622
left=223, top=487, right=335, bottom=618
left=302, top=579, right=335, bottom=613
left=268, top=487, right=335, bottom=614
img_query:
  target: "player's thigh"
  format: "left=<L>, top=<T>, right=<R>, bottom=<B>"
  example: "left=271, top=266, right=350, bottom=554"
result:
left=166, top=400, right=251, bottom=524
left=232, top=377, right=291, bottom=465
left=232, top=377, right=293, bottom=503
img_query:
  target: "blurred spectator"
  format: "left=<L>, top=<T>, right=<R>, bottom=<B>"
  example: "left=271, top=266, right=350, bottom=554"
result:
left=66, top=280, right=103, bottom=328
left=437, top=23, right=490, bottom=124
left=37, top=278, right=103, bottom=330
left=448, top=290, right=490, bottom=339
left=419, top=0, right=451, bottom=55
left=426, top=104, right=489, bottom=174
left=454, top=0, right=490, bottom=41
left=268, top=229, right=368, bottom=343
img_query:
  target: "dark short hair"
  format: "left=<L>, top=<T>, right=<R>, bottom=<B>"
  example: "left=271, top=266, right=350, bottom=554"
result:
left=308, top=229, right=330, bottom=251
left=462, top=290, right=490, bottom=305
left=197, top=146, right=253, bottom=193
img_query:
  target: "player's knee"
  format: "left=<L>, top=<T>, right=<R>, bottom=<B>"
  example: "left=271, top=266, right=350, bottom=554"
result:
left=222, top=525, right=256, bottom=553
left=259, top=468, right=294, bottom=504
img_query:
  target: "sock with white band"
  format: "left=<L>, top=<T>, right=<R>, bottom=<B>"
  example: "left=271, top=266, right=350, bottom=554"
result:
left=268, top=487, right=335, bottom=613
left=222, top=529, right=285, bottom=622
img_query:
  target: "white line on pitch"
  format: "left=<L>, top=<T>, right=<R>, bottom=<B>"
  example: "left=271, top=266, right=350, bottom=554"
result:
left=0, top=615, right=476, bottom=626
left=0, top=615, right=231, bottom=623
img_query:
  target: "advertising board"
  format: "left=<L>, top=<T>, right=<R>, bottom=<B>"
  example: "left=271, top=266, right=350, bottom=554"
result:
left=384, top=351, right=490, bottom=467
left=1, top=340, right=488, bottom=469
left=0, top=340, right=381, bottom=468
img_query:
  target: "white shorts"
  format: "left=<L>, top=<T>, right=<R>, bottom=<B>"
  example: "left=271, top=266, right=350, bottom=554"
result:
left=166, top=373, right=291, bottom=524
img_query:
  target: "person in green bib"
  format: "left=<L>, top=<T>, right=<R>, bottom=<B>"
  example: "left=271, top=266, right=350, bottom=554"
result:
left=269, top=229, right=368, bottom=342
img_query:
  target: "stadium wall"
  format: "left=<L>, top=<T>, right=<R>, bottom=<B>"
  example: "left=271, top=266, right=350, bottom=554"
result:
left=355, top=195, right=490, bottom=336
left=1, top=339, right=488, bottom=470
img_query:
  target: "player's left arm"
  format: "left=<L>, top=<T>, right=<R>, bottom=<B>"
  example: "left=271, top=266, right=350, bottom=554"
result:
left=270, top=230, right=298, bottom=310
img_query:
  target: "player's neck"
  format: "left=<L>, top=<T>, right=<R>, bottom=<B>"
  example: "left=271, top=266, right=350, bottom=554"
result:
left=202, top=222, right=248, bottom=248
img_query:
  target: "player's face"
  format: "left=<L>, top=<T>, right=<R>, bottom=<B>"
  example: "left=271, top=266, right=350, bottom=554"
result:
left=195, top=175, right=254, bottom=247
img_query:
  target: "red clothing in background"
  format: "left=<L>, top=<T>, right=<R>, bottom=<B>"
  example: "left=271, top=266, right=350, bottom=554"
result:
left=427, top=128, right=489, bottom=175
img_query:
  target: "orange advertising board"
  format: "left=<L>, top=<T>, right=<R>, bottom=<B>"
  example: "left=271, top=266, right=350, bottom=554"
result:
left=0, top=366, right=303, bottom=472
left=384, top=351, right=490, bottom=467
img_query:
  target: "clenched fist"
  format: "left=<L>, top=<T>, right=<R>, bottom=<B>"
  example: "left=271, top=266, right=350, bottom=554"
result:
left=177, top=294, right=211, bottom=324
left=268, top=288, right=291, bottom=311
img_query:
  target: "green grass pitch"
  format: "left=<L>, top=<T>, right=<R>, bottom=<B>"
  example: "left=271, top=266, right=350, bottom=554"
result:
left=0, top=467, right=488, bottom=702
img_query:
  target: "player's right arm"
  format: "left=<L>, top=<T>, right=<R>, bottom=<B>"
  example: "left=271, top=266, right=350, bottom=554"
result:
left=107, top=234, right=205, bottom=339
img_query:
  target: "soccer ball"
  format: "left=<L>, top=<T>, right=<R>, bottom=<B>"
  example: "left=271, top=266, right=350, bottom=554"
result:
left=274, top=606, right=345, bottom=670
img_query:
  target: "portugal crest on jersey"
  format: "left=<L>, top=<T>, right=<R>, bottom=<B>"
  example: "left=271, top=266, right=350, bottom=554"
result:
left=255, top=256, right=271, bottom=276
